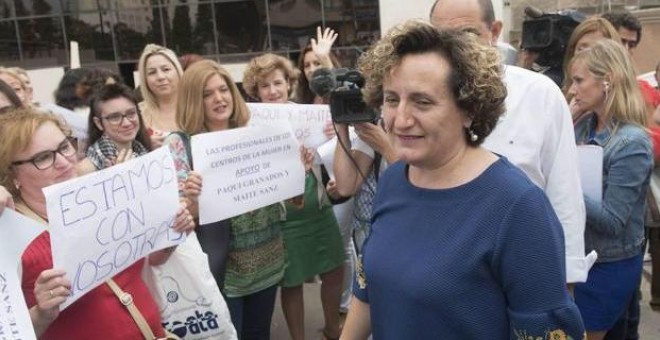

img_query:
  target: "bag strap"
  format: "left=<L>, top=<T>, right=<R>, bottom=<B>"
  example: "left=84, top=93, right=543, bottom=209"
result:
left=106, top=278, right=156, bottom=340
left=373, top=152, right=382, bottom=182
left=16, top=203, right=172, bottom=339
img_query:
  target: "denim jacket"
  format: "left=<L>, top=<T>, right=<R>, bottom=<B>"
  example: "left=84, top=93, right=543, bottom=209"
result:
left=575, top=114, right=653, bottom=262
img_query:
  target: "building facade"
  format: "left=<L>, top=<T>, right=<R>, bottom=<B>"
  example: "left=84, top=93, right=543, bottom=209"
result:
left=0, top=0, right=380, bottom=84
left=1, top=0, right=658, bottom=84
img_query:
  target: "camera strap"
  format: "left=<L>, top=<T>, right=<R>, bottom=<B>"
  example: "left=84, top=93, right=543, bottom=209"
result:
left=373, top=152, right=382, bottom=183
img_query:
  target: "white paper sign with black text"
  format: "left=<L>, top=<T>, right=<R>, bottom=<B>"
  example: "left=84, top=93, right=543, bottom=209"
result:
left=43, top=146, right=183, bottom=309
left=191, top=125, right=305, bottom=224
left=247, top=103, right=332, bottom=148
left=0, top=210, right=45, bottom=340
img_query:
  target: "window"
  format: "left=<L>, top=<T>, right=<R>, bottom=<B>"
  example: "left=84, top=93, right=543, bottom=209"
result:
left=18, top=17, right=66, bottom=67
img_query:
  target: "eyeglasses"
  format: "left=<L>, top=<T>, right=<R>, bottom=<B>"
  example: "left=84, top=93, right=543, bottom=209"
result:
left=101, top=109, right=139, bottom=126
left=11, top=137, right=77, bottom=170
left=621, top=38, right=638, bottom=50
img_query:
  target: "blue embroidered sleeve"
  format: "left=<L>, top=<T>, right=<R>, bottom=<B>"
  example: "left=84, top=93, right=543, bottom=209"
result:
left=493, top=188, right=585, bottom=339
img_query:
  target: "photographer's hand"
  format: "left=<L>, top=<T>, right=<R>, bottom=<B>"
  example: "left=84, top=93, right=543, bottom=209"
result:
left=354, top=123, right=397, bottom=164
left=311, top=26, right=338, bottom=69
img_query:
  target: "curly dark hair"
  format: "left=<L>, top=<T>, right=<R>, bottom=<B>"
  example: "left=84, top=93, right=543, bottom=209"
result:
left=54, top=68, right=92, bottom=110
left=358, top=20, right=506, bottom=146
left=601, top=10, right=642, bottom=43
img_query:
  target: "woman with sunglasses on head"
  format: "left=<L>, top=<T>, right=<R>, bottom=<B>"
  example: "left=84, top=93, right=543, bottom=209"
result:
left=0, top=108, right=195, bottom=339
left=77, top=83, right=152, bottom=175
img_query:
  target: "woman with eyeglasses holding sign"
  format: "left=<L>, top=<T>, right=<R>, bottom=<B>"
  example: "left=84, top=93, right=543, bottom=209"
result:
left=0, top=109, right=195, bottom=339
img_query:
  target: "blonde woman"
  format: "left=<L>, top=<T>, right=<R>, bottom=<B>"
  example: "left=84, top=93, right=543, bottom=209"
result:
left=167, top=60, right=287, bottom=340
left=137, top=44, right=183, bottom=148
left=562, top=17, right=620, bottom=120
left=569, top=39, right=652, bottom=340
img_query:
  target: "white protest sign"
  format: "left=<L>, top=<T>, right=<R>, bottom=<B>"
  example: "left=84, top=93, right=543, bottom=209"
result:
left=192, top=125, right=305, bottom=224
left=247, top=103, right=332, bottom=148
left=0, top=210, right=46, bottom=340
left=26, top=67, right=65, bottom=105
left=43, top=146, right=183, bottom=309
left=70, top=41, right=81, bottom=69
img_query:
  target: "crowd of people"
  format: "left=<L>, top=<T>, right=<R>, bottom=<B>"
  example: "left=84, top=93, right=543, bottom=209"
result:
left=1, top=0, right=660, bottom=339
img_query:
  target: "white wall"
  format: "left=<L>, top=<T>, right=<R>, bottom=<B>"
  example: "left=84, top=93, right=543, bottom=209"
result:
left=26, top=67, right=65, bottom=105
left=378, top=0, right=508, bottom=40
left=379, top=0, right=436, bottom=35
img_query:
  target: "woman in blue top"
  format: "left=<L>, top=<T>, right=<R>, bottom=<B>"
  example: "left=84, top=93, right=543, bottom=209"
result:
left=569, top=40, right=652, bottom=340
left=340, top=21, right=585, bottom=340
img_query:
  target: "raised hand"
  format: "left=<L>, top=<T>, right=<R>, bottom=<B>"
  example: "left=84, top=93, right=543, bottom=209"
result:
left=311, top=26, right=338, bottom=68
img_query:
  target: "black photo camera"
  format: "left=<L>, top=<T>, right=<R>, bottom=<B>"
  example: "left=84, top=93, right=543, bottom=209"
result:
left=310, top=68, right=379, bottom=124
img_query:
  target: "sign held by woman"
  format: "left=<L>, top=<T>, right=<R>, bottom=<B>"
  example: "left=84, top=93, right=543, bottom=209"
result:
left=43, top=146, right=182, bottom=309
left=191, top=125, right=305, bottom=224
